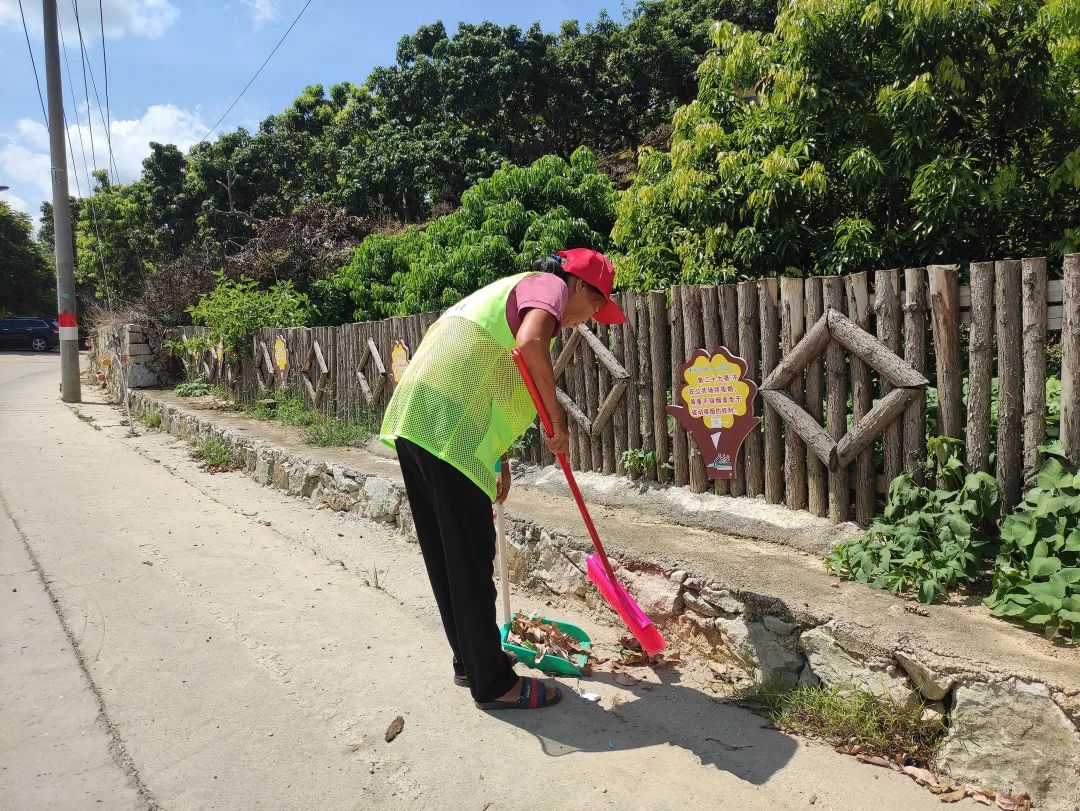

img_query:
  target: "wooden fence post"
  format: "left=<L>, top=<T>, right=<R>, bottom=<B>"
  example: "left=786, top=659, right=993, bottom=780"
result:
left=648, top=291, right=671, bottom=484
left=823, top=276, right=849, bottom=522
left=597, top=323, right=616, bottom=475
left=1061, top=254, right=1080, bottom=468
left=562, top=332, right=581, bottom=472
left=804, top=276, right=827, bottom=517
left=846, top=272, right=875, bottom=525
left=995, top=259, right=1023, bottom=506
left=759, top=278, right=784, bottom=505
left=1022, top=258, right=1048, bottom=486
left=928, top=265, right=963, bottom=442
left=780, top=277, right=808, bottom=511
left=670, top=287, right=689, bottom=487
left=903, top=267, right=928, bottom=482
left=571, top=328, right=589, bottom=470
left=683, top=286, right=709, bottom=492
left=876, top=269, right=903, bottom=485
left=612, top=307, right=629, bottom=475
left=738, top=280, right=764, bottom=497
left=584, top=328, right=602, bottom=470
left=634, top=294, right=653, bottom=481
left=966, top=262, right=995, bottom=473
left=721, top=285, right=746, bottom=496
left=620, top=293, right=639, bottom=477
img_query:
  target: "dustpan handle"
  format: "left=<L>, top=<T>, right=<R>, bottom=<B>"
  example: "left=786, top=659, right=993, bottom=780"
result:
left=511, top=348, right=619, bottom=586
left=494, top=501, right=511, bottom=627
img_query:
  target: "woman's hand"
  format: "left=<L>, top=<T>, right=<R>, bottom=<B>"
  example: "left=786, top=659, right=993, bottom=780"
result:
left=495, top=456, right=512, bottom=503
left=546, top=420, right=570, bottom=457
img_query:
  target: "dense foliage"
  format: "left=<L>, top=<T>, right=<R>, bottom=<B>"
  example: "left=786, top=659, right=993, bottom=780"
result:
left=987, top=447, right=1080, bottom=644
left=330, top=148, right=618, bottom=320
left=826, top=438, right=1001, bottom=603
left=614, top=0, right=1080, bottom=288
left=62, top=0, right=774, bottom=318
left=183, top=273, right=312, bottom=357
left=0, top=201, right=54, bottom=317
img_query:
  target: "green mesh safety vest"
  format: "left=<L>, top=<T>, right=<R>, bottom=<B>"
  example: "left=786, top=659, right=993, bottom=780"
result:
left=380, top=272, right=539, bottom=499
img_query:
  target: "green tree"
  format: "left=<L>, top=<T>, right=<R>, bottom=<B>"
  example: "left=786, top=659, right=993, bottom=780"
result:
left=187, top=272, right=312, bottom=357
left=334, top=147, right=617, bottom=319
left=0, top=201, right=55, bottom=317
left=74, top=171, right=152, bottom=301
left=614, top=0, right=1080, bottom=289
left=141, top=142, right=198, bottom=259
left=58, top=1, right=780, bottom=308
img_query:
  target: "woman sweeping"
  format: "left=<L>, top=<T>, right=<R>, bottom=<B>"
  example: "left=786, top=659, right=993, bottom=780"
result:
left=380, top=248, right=624, bottom=710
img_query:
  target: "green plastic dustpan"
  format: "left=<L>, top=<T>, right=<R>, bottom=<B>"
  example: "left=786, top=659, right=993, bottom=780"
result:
left=494, top=499, right=592, bottom=676
left=500, top=618, right=592, bottom=676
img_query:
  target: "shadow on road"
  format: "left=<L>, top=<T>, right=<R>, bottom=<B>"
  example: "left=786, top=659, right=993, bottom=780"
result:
left=489, top=668, right=797, bottom=786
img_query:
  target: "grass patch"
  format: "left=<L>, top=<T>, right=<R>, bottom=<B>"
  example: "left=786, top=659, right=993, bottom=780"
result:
left=243, top=392, right=317, bottom=426
left=175, top=381, right=211, bottom=397
left=304, top=416, right=375, bottom=447
left=190, top=439, right=243, bottom=472
left=140, top=412, right=162, bottom=429
left=749, top=682, right=944, bottom=765
left=244, top=390, right=373, bottom=447
left=207, top=384, right=233, bottom=400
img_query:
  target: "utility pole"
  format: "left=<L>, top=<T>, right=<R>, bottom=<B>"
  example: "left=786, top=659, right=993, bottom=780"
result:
left=42, top=0, right=81, bottom=402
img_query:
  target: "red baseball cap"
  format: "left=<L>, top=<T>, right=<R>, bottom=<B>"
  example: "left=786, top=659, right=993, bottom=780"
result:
left=556, top=248, right=625, bottom=325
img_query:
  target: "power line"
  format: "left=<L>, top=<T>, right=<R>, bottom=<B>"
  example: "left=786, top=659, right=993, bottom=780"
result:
left=198, top=0, right=314, bottom=145
left=73, top=5, right=102, bottom=187
left=98, top=0, right=112, bottom=152
left=71, top=0, right=120, bottom=183
left=17, top=0, right=49, bottom=124
left=59, top=15, right=112, bottom=300
left=59, top=17, right=90, bottom=198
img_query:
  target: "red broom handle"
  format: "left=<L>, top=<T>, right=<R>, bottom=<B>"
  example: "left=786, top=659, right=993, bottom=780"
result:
left=511, top=348, right=619, bottom=585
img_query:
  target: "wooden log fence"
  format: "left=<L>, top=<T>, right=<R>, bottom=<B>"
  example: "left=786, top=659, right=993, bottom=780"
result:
left=172, top=253, right=1079, bottom=525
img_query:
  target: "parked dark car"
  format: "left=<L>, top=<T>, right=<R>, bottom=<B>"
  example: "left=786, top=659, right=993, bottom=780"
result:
left=0, top=317, right=60, bottom=351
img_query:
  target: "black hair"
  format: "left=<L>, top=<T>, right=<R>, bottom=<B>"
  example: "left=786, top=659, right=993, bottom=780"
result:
left=532, top=254, right=602, bottom=297
left=533, top=255, right=570, bottom=283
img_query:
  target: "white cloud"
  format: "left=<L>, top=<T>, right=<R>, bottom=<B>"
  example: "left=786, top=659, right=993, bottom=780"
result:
left=0, top=140, right=54, bottom=203
left=0, top=103, right=209, bottom=225
left=1, top=191, right=32, bottom=216
left=16, top=119, right=50, bottom=151
left=241, top=0, right=280, bottom=28
left=69, top=103, right=208, bottom=182
left=0, top=0, right=179, bottom=40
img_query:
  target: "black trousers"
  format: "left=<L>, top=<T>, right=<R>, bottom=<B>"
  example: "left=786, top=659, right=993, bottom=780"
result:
left=395, top=438, right=518, bottom=703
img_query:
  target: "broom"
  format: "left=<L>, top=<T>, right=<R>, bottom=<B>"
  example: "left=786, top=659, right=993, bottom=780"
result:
left=511, top=348, right=666, bottom=656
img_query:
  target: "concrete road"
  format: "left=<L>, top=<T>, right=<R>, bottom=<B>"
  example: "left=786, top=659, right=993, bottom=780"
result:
left=0, top=352, right=954, bottom=810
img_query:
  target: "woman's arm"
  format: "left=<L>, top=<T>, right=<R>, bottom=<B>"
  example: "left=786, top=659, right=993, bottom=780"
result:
left=515, top=308, right=570, bottom=456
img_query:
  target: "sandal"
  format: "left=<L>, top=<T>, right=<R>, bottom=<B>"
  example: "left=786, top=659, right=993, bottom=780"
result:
left=453, top=651, right=518, bottom=687
left=475, top=677, right=562, bottom=711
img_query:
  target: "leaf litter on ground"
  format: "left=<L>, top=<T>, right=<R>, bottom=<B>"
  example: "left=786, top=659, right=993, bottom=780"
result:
left=615, top=635, right=681, bottom=668
left=853, top=753, right=1030, bottom=808
left=384, top=715, right=404, bottom=743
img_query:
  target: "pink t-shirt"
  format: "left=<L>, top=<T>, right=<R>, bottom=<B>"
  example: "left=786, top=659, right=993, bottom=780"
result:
left=506, top=274, right=568, bottom=337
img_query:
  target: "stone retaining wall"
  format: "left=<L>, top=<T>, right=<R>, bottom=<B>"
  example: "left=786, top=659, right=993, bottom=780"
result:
left=88, top=323, right=165, bottom=401
left=129, top=389, right=1080, bottom=810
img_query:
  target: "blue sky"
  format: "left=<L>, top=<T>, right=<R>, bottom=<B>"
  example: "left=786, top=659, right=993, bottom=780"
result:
left=1, top=0, right=619, bottom=225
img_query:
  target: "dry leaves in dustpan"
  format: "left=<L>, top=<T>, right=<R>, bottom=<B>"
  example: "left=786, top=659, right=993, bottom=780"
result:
left=508, top=613, right=598, bottom=667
